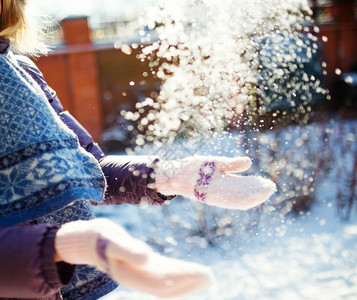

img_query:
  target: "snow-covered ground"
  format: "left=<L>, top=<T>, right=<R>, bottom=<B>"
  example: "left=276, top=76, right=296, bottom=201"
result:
left=97, top=118, right=357, bottom=300
left=98, top=200, right=357, bottom=300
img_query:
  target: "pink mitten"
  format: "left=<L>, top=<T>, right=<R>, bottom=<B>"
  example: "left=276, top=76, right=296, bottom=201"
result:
left=55, top=219, right=214, bottom=298
left=155, top=156, right=276, bottom=210
left=109, top=252, right=214, bottom=298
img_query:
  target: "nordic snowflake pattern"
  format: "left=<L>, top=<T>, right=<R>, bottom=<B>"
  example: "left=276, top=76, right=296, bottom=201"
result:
left=0, top=50, right=115, bottom=298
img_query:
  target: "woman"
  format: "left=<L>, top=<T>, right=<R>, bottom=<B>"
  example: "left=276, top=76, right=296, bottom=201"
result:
left=0, top=0, right=276, bottom=299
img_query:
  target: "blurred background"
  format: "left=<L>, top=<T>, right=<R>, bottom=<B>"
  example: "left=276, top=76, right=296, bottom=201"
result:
left=30, top=0, right=357, bottom=299
left=31, top=0, right=357, bottom=148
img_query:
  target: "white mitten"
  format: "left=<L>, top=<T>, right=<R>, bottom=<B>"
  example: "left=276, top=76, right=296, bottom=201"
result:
left=55, top=219, right=214, bottom=298
left=155, top=156, right=276, bottom=210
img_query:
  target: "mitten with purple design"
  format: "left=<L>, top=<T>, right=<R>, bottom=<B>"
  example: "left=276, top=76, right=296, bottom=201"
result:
left=55, top=219, right=214, bottom=298
left=155, top=156, right=276, bottom=210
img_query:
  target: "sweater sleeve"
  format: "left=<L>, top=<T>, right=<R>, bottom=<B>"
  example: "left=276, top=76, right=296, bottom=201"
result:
left=59, top=112, right=171, bottom=206
left=0, top=225, right=75, bottom=298
left=18, top=55, right=173, bottom=206
left=97, top=155, right=172, bottom=206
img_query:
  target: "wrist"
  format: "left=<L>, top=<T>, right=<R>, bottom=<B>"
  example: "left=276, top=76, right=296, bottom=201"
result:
left=54, top=251, right=61, bottom=262
left=55, top=221, right=97, bottom=266
left=155, top=158, right=195, bottom=198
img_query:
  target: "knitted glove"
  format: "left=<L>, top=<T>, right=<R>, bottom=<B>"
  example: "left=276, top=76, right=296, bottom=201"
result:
left=55, top=219, right=213, bottom=298
left=155, top=156, right=276, bottom=210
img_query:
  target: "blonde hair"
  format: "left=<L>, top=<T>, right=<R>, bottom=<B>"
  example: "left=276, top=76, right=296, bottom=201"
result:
left=0, top=0, right=49, bottom=56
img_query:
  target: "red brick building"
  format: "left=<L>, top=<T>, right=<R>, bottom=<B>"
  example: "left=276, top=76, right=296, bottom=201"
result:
left=317, top=0, right=357, bottom=79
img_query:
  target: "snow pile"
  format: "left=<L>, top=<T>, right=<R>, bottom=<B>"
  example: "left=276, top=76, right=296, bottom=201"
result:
left=100, top=201, right=357, bottom=300
left=97, top=118, right=357, bottom=299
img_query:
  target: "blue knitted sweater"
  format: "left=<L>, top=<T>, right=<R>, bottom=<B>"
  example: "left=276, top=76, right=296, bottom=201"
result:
left=0, top=49, right=117, bottom=299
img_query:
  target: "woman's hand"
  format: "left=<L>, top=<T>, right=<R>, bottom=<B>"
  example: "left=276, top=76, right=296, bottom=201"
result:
left=55, top=219, right=213, bottom=298
left=155, top=156, right=276, bottom=210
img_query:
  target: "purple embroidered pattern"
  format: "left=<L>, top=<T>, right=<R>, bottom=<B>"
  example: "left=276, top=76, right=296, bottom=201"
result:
left=194, top=161, right=216, bottom=202
left=96, top=236, right=110, bottom=274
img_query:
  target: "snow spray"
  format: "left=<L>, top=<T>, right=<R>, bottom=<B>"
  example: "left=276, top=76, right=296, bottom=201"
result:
left=122, top=0, right=326, bottom=153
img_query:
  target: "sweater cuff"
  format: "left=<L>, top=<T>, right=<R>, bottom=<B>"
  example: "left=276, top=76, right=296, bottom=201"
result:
left=146, top=159, right=176, bottom=204
left=41, top=227, right=75, bottom=288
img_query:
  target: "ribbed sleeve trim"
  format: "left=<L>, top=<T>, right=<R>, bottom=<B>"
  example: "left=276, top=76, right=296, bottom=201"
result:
left=41, top=227, right=75, bottom=288
left=146, top=166, right=176, bottom=204
left=147, top=158, right=176, bottom=204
